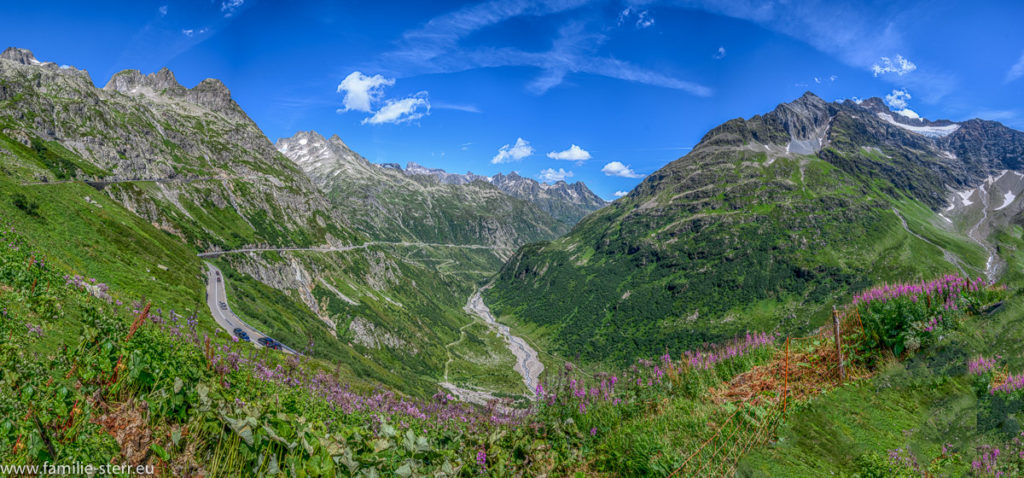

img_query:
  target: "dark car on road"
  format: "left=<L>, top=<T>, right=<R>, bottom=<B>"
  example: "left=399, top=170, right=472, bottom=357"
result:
left=257, top=337, right=282, bottom=350
left=232, top=328, right=250, bottom=342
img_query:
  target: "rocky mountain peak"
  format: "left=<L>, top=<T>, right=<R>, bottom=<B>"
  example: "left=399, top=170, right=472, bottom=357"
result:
left=104, top=68, right=184, bottom=95
left=0, top=47, right=41, bottom=65
left=103, top=67, right=248, bottom=121
left=186, top=78, right=237, bottom=114
left=770, top=91, right=833, bottom=142
left=152, top=67, right=185, bottom=92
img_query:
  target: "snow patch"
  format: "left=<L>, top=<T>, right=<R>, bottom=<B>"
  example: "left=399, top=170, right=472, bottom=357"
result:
left=956, top=190, right=974, bottom=207
left=938, top=213, right=953, bottom=223
left=996, top=191, right=1016, bottom=211
left=876, top=113, right=960, bottom=138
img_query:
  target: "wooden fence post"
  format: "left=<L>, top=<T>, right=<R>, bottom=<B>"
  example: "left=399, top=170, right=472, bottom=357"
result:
left=783, top=337, right=790, bottom=413
left=833, top=306, right=845, bottom=385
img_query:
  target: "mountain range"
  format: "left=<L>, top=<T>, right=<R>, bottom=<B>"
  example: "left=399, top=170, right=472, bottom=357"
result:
left=486, top=91, right=1024, bottom=364
left=5, top=44, right=1024, bottom=476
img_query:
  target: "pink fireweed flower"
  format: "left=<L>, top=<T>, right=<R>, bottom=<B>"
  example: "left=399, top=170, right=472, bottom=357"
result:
left=969, top=356, right=998, bottom=375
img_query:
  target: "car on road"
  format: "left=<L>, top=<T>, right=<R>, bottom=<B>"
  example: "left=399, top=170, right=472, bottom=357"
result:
left=257, top=337, right=282, bottom=350
left=216, top=277, right=221, bottom=283
left=219, top=301, right=227, bottom=310
left=232, top=328, right=250, bottom=342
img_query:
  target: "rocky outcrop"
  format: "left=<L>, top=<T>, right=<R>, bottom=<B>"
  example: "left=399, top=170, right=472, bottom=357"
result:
left=0, top=47, right=349, bottom=250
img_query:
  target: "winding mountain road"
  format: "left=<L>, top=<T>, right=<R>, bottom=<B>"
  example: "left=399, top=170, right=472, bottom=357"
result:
left=198, top=241, right=502, bottom=258
left=204, top=262, right=298, bottom=355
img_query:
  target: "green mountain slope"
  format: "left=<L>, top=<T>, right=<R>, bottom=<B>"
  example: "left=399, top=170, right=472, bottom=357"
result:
left=0, top=48, right=524, bottom=398
left=487, top=92, right=1022, bottom=365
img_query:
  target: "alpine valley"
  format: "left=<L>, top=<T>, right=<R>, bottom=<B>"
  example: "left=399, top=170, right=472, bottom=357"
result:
left=3, top=45, right=1024, bottom=477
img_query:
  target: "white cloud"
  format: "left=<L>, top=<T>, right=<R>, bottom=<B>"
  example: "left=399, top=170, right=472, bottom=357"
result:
left=897, top=109, right=921, bottom=119
left=884, top=88, right=912, bottom=110
left=713, top=46, right=726, bottom=59
left=460, top=142, right=473, bottom=151
left=601, top=161, right=643, bottom=178
left=362, top=92, right=430, bottom=125
left=546, top=144, right=591, bottom=161
left=158, top=5, right=168, bottom=16
left=613, top=190, right=629, bottom=198
left=872, top=55, right=917, bottom=77
left=1007, top=50, right=1024, bottom=83
left=538, top=168, right=573, bottom=182
left=814, top=77, right=821, bottom=84
left=635, top=10, right=655, bottom=28
left=617, top=7, right=631, bottom=26
left=337, top=71, right=395, bottom=113
left=221, top=0, right=244, bottom=17
left=829, top=75, right=837, bottom=82
left=182, top=27, right=208, bottom=37
left=491, top=138, right=534, bottom=164
left=619, top=8, right=654, bottom=29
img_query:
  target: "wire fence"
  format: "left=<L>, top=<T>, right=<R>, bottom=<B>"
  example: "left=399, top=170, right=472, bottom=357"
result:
left=668, top=308, right=864, bottom=477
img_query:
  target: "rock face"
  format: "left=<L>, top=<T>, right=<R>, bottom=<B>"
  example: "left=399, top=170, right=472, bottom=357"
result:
left=398, top=162, right=607, bottom=226
left=1, top=47, right=44, bottom=65
left=104, top=68, right=249, bottom=122
left=0, top=47, right=353, bottom=250
left=277, top=130, right=569, bottom=257
left=487, top=92, right=1024, bottom=365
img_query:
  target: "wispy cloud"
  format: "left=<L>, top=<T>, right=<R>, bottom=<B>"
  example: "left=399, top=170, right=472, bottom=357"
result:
left=1007, top=50, right=1024, bottom=83
left=636, top=10, right=655, bottom=28
left=380, top=1, right=710, bottom=96
left=221, top=0, right=245, bottom=17
left=181, top=27, right=208, bottom=37
left=492, top=138, right=534, bottom=164
left=613, top=190, right=629, bottom=198
left=601, top=161, right=643, bottom=178
left=362, top=92, right=430, bottom=125
left=872, top=54, right=916, bottom=77
left=619, top=7, right=655, bottom=29
left=547, top=144, right=591, bottom=161
left=713, top=46, right=726, bottom=59
left=158, top=5, right=168, bottom=16
left=433, top=102, right=482, bottom=113
left=538, top=167, right=574, bottom=182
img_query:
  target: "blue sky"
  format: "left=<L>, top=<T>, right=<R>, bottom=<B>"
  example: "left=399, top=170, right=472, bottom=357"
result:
left=2, top=1, right=1023, bottom=199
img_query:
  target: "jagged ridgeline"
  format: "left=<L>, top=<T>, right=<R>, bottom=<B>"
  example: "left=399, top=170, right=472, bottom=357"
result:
left=275, top=131, right=601, bottom=259
left=487, top=92, right=1024, bottom=365
left=0, top=46, right=603, bottom=397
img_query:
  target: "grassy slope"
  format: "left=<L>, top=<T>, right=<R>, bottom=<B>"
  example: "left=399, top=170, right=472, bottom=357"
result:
left=489, top=155, right=985, bottom=368
left=738, top=225, right=1024, bottom=475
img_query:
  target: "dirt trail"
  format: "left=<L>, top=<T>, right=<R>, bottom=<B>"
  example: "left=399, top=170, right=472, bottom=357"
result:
left=892, top=208, right=969, bottom=277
